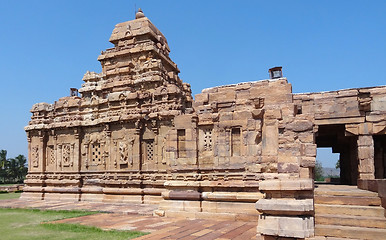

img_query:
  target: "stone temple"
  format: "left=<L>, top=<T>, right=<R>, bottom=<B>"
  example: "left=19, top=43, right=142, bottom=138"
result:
left=22, top=9, right=385, bottom=239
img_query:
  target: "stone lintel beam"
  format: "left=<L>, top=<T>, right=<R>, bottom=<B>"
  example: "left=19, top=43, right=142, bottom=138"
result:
left=45, top=179, right=80, bottom=185
left=162, top=190, right=201, bottom=201
left=44, top=187, right=81, bottom=193
left=202, top=191, right=264, bottom=203
left=164, top=180, right=260, bottom=189
left=258, top=179, right=313, bottom=191
left=315, top=116, right=365, bottom=125
left=103, top=187, right=143, bottom=195
left=164, top=181, right=200, bottom=188
left=255, top=199, right=313, bottom=215
left=23, top=186, right=44, bottom=192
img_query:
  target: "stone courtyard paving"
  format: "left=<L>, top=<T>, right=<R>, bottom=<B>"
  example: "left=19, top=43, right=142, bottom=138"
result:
left=0, top=199, right=257, bottom=240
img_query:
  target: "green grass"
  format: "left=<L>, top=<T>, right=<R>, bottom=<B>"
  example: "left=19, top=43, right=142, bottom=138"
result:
left=0, top=191, right=21, bottom=200
left=0, top=208, right=147, bottom=240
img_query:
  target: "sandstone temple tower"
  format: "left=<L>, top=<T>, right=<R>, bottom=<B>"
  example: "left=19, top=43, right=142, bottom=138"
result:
left=23, top=9, right=386, bottom=239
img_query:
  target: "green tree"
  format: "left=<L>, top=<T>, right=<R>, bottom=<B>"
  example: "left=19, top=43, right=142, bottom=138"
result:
left=335, top=159, right=340, bottom=169
left=0, top=150, right=7, bottom=169
left=314, top=160, right=324, bottom=181
left=0, top=150, right=28, bottom=183
left=0, top=150, right=7, bottom=183
left=6, top=158, right=18, bottom=183
left=15, top=155, right=28, bottom=182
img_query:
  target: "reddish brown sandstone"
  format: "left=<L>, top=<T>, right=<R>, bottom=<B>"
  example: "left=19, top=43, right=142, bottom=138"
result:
left=23, top=9, right=386, bottom=239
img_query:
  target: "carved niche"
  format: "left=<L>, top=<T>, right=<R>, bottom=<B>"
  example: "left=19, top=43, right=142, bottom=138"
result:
left=62, top=144, right=74, bottom=167
left=82, top=132, right=108, bottom=169
left=113, top=137, right=135, bottom=168
left=141, top=125, right=156, bottom=165
left=31, top=146, right=39, bottom=167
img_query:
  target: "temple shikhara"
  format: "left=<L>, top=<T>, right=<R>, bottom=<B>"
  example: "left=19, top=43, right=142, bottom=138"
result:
left=22, top=9, right=386, bottom=239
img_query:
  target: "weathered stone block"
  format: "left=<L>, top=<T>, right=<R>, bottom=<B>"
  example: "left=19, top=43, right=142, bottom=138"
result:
left=262, top=121, right=278, bottom=156
left=265, top=109, right=282, bottom=120
left=278, top=163, right=299, bottom=173
left=358, top=146, right=374, bottom=160
left=357, top=135, right=373, bottom=146
left=257, top=215, right=314, bottom=238
left=174, top=115, right=193, bottom=128
left=298, top=132, right=314, bottom=143
left=358, top=159, right=375, bottom=173
left=301, top=143, right=317, bottom=157
left=195, top=93, right=208, bottom=103
left=201, top=191, right=264, bottom=202
left=278, top=153, right=298, bottom=163
left=358, top=122, right=373, bottom=135
left=255, top=199, right=313, bottom=215
left=286, top=120, right=313, bottom=132
left=259, top=179, right=313, bottom=191
left=299, top=167, right=312, bottom=178
left=300, top=157, right=315, bottom=168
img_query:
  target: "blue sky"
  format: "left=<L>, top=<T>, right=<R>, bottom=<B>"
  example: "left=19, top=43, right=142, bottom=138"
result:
left=0, top=1, right=385, bottom=168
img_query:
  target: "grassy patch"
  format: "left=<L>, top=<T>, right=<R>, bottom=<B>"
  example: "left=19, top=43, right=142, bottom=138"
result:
left=0, top=208, right=146, bottom=240
left=42, top=223, right=146, bottom=240
left=0, top=191, right=21, bottom=200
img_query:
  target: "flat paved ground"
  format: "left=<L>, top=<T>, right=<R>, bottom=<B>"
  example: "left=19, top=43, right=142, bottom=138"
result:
left=0, top=199, right=257, bottom=240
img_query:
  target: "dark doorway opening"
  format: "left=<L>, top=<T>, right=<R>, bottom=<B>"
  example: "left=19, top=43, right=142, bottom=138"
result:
left=316, top=124, right=358, bottom=185
left=374, top=135, right=386, bottom=179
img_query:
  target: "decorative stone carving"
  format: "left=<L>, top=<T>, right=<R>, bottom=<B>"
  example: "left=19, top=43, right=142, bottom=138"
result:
left=22, top=9, right=386, bottom=240
left=31, top=146, right=39, bottom=167
left=61, top=144, right=73, bottom=167
left=47, top=145, right=55, bottom=165
left=119, top=141, right=128, bottom=163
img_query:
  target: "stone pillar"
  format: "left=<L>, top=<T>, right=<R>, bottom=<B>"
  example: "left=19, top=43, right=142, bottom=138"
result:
left=27, top=134, right=32, bottom=171
left=357, top=135, right=375, bottom=180
left=105, top=129, right=111, bottom=171
left=255, top=179, right=314, bottom=239
left=53, top=134, right=57, bottom=172
left=57, top=144, right=62, bottom=171
left=74, top=129, right=80, bottom=172
left=39, top=132, right=46, bottom=173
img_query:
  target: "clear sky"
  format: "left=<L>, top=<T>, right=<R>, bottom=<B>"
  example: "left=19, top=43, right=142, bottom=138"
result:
left=0, top=1, right=385, bottom=168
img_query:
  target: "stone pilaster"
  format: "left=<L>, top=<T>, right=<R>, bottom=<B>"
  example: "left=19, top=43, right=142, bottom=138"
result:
left=357, top=135, right=375, bottom=180
left=255, top=179, right=314, bottom=239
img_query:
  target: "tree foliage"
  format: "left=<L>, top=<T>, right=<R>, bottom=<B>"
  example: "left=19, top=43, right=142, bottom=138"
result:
left=314, top=160, right=324, bottom=181
left=0, top=150, right=28, bottom=184
left=335, top=159, right=340, bottom=169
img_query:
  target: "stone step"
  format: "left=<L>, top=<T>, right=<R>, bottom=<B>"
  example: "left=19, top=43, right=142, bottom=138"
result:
left=307, top=237, right=361, bottom=240
left=316, top=214, right=386, bottom=229
left=315, top=204, right=385, bottom=218
left=315, top=224, right=386, bottom=240
left=315, top=195, right=381, bottom=206
left=314, top=185, right=379, bottom=198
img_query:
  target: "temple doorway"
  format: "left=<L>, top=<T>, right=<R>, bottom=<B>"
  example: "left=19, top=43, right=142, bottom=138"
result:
left=315, top=124, right=358, bottom=185
left=315, top=147, right=340, bottom=182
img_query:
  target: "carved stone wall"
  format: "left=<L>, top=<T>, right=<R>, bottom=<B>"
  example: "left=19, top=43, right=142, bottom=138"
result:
left=22, top=9, right=386, bottom=240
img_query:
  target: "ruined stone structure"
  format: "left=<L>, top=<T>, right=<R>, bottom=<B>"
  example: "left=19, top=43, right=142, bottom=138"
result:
left=23, top=10, right=386, bottom=239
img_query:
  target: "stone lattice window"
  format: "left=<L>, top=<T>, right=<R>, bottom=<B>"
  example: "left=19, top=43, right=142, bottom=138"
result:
left=231, top=128, right=241, bottom=156
left=91, top=142, right=101, bottom=162
left=47, top=145, right=55, bottom=165
left=62, top=144, right=71, bottom=166
left=203, top=128, right=213, bottom=151
left=145, top=140, right=154, bottom=161
left=177, top=129, right=186, bottom=158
